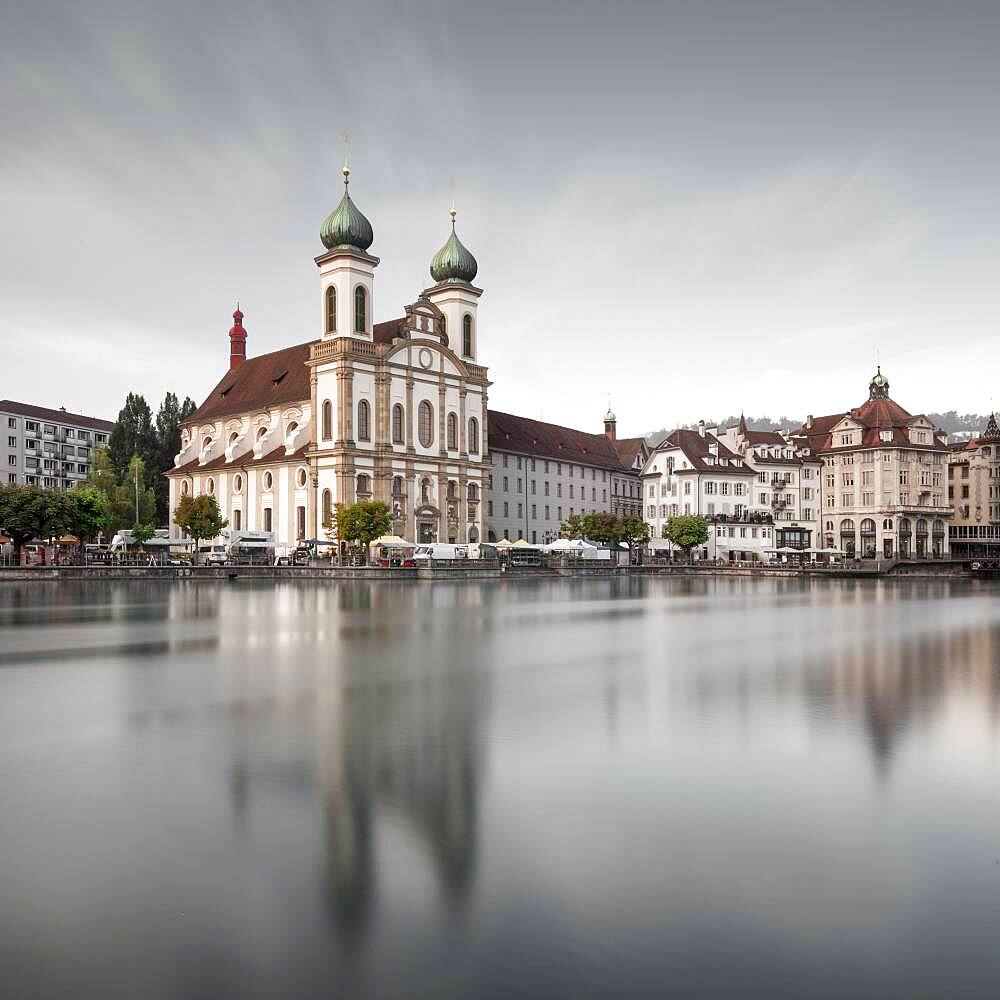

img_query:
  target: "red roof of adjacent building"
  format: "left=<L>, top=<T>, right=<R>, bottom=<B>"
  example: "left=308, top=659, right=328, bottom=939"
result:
left=792, top=395, right=943, bottom=453
left=184, top=341, right=316, bottom=426
left=613, top=436, right=647, bottom=470
left=0, top=400, right=113, bottom=432
left=659, top=428, right=751, bottom=475
left=487, top=410, right=634, bottom=472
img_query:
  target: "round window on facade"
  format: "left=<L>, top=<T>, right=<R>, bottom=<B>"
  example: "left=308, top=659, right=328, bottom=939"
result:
left=264, top=471, right=273, bottom=490
left=181, top=480, right=189, bottom=496
left=234, top=474, right=242, bottom=492
left=297, top=468, right=307, bottom=488
left=206, top=478, right=215, bottom=495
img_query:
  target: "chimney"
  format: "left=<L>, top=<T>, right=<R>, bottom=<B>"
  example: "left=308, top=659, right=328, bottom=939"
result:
left=708, top=441, right=718, bottom=457
left=229, top=306, right=247, bottom=370
left=805, top=414, right=814, bottom=430
left=698, top=419, right=706, bottom=437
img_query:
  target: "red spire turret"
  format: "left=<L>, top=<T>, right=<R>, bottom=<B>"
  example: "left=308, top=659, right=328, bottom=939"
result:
left=229, top=304, right=246, bottom=370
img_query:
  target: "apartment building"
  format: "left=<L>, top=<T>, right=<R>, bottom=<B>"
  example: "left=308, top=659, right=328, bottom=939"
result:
left=1, top=400, right=113, bottom=489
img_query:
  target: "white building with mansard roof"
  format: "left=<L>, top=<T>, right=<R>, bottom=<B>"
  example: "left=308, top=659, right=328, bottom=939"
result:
left=167, top=168, right=490, bottom=549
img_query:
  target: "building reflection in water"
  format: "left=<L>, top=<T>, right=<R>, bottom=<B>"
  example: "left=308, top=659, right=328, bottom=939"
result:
left=221, top=581, right=490, bottom=940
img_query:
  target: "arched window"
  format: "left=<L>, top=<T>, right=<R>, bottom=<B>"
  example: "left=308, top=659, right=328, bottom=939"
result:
left=206, top=477, right=215, bottom=494
left=181, top=480, right=189, bottom=496
left=447, top=412, right=458, bottom=451
left=357, top=474, right=371, bottom=496
left=322, top=400, right=332, bottom=441
left=468, top=416, right=479, bottom=455
left=202, top=436, right=213, bottom=452
left=418, top=400, right=434, bottom=447
left=462, top=314, right=473, bottom=357
left=228, top=431, right=239, bottom=446
left=354, top=285, right=366, bottom=333
left=392, top=476, right=404, bottom=497
left=322, top=489, right=332, bottom=523
left=421, top=477, right=431, bottom=504
left=263, top=471, right=273, bottom=490
left=234, top=474, right=243, bottom=493
left=357, top=399, right=371, bottom=441
left=325, top=285, right=337, bottom=333
left=256, top=426, right=268, bottom=442
left=392, top=403, right=404, bottom=444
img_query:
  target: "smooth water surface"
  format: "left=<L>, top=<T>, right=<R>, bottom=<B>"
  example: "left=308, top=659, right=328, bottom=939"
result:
left=2, top=577, right=1000, bottom=999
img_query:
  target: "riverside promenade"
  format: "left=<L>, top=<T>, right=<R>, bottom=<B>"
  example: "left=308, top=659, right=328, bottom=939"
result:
left=0, top=559, right=972, bottom=583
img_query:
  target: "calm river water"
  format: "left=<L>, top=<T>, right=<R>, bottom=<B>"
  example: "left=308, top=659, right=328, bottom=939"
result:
left=2, top=577, right=1000, bottom=998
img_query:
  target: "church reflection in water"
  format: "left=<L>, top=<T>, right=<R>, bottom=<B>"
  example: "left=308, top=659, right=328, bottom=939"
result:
left=222, top=581, right=490, bottom=937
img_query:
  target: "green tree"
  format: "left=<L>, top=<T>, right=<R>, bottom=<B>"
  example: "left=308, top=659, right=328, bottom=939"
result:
left=67, top=484, right=110, bottom=542
left=619, top=515, right=650, bottom=561
left=88, top=449, right=156, bottom=536
left=153, top=392, right=197, bottom=523
left=132, top=522, right=156, bottom=556
left=583, top=511, right=622, bottom=546
left=0, top=485, right=73, bottom=562
left=107, top=393, right=157, bottom=486
left=663, top=515, right=709, bottom=562
left=335, top=500, right=391, bottom=562
left=560, top=513, right=588, bottom=539
left=174, top=494, right=227, bottom=565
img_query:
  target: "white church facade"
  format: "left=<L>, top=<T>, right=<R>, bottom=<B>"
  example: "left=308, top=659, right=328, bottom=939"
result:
left=167, top=167, right=490, bottom=548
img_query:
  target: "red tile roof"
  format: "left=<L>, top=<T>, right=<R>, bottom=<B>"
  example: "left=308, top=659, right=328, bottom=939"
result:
left=487, top=410, right=633, bottom=472
left=614, top=436, right=647, bottom=470
left=792, top=396, right=943, bottom=452
left=184, top=341, right=316, bottom=426
left=660, top=428, right=751, bottom=475
left=373, top=318, right=406, bottom=345
left=0, top=399, right=113, bottom=432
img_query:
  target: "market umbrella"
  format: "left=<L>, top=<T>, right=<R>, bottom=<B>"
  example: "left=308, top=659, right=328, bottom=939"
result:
left=496, top=538, right=514, bottom=548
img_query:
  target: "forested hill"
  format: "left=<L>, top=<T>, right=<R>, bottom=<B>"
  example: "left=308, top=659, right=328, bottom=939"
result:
left=644, top=412, right=993, bottom=446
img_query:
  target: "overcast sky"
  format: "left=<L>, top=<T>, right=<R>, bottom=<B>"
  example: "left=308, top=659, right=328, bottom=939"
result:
left=3, top=0, right=999, bottom=436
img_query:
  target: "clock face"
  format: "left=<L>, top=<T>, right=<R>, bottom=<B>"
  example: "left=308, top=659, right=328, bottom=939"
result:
left=418, top=348, right=434, bottom=370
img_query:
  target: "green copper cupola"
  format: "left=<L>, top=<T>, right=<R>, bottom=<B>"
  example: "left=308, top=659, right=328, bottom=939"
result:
left=320, top=165, right=374, bottom=252
left=430, top=208, right=478, bottom=284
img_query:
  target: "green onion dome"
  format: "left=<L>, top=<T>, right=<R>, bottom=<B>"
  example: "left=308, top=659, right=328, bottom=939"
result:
left=430, top=209, right=478, bottom=284
left=320, top=166, right=374, bottom=252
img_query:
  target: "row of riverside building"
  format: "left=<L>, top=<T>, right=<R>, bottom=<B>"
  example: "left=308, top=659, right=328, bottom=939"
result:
left=47, top=174, right=978, bottom=562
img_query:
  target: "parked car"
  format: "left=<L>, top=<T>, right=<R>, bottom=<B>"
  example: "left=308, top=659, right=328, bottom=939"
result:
left=200, top=545, right=228, bottom=566
left=413, top=543, right=468, bottom=561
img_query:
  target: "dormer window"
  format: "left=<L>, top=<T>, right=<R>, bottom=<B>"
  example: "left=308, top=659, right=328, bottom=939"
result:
left=272, top=369, right=288, bottom=386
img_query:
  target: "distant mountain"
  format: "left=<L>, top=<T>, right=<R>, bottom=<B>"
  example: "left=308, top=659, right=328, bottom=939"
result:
left=644, top=412, right=995, bottom=446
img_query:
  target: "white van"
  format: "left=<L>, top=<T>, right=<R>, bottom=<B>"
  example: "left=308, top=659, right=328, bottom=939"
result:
left=413, top=543, right=468, bottom=561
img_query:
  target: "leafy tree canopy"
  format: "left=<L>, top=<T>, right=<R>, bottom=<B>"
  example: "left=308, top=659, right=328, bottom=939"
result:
left=619, top=516, right=650, bottom=549
left=108, top=393, right=157, bottom=486
left=336, top=501, right=391, bottom=551
left=662, top=515, right=709, bottom=557
left=174, top=494, right=227, bottom=562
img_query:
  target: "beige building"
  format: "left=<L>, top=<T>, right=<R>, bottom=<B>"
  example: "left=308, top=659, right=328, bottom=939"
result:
left=167, top=174, right=490, bottom=548
left=718, top=416, right=822, bottom=551
left=947, top=414, right=1000, bottom=558
left=792, top=369, right=951, bottom=559
left=485, top=408, right=646, bottom=544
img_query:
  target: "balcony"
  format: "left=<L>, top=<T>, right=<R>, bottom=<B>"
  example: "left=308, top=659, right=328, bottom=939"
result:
left=710, top=511, right=774, bottom=525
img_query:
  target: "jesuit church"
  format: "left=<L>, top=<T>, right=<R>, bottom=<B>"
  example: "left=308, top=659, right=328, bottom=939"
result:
left=167, top=166, right=490, bottom=548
